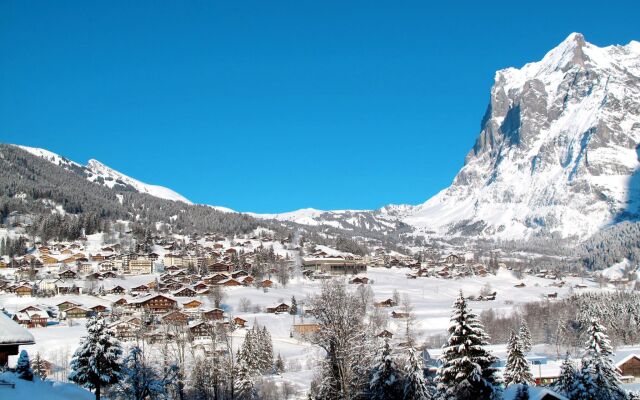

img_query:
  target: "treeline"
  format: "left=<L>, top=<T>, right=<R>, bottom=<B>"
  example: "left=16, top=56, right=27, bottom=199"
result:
left=580, top=220, right=640, bottom=270
left=481, top=291, right=640, bottom=354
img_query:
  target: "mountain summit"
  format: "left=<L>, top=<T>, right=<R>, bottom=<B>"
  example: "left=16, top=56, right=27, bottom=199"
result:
left=405, top=33, right=640, bottom=239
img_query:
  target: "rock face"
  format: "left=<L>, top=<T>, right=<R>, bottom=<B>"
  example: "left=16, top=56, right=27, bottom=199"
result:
left=405, top=33, right=640, bottom=239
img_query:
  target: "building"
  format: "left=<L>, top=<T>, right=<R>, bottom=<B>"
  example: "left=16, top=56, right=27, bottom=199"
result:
left=0, top=312, right=35, bottom=366
left=128, top=259, right=154, bottom=275
left=266, top=303, right=290, bottom=314
left=302, top=257, right=367, bottom=275
left=616, top=353, right=640, bottom=382
left=132, top=294, right=178, bottom=314
left=293, top=323, right=320, bottom=335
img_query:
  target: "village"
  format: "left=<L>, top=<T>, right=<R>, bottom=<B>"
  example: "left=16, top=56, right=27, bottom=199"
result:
left=1, top=226, right=640, bottom=399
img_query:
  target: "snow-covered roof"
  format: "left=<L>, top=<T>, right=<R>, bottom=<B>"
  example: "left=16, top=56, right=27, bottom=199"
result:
left=0, top=312, right=35, bottom=345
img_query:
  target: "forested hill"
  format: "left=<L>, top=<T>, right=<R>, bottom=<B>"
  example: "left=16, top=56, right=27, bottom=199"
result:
left=0, top=144, right=262, bottom=238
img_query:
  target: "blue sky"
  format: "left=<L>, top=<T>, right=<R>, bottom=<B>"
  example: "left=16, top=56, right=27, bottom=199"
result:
left=1, top=1, right=639, bottom=212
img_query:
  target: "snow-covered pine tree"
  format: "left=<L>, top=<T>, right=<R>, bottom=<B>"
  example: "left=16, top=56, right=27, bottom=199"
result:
left=519, top=317, right=532, bottom=353
left=16, top=350, right=33, bottom=381
left=369, top=338, right=403, bottom=400
left=114, top=345, right=175, bottom=400
left=290, top=296, right=298, bottom=315
left=504, top=329, right=533, bottom=386
left=402, top=347, right=431, bottom=400
left=235, top=357, right=257, bottom=400
left=32, top=352, right=47, bottom=380
left=550, top=353, right=579, bottom=398
left=578, top=319, right=627, bottom=400
left=69, top=314, right=123, bottom=400
left=259, top=326, right=274, bottom=374
left=435, top=291, right=501, bottom=400
left=275, top=353, right=285, bottom=374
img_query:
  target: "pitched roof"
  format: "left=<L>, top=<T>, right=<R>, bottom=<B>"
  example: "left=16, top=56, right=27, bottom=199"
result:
left=0, top=312, right=35, bottom=345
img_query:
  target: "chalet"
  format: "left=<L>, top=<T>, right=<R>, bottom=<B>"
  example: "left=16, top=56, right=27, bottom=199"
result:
left=302, top=257, right=367, bottom=275
left=107, top=285, right=126, bottom=295
left=131, top=284, right=151, bottom=294
left=161, top=310, right=190, bottom=325
left=91, top=253, right=106, bottom=261
left=65, top=306, right=90, bottom=319
left=204, top=273, right=229, bottom=285
left=350, top=277, right=369, bottom=285
left=183, top=299, right=203, bottom=309
left=12, top=306, right=49, bottom=328
left=547, top=292, right=558, bottom=299
left=110, top=318, right=141, bottom=341
left=203, top=308, right=225, bottom=320
left=101, top=271, right=118, bottom=279
left=375, top=299, right=396, bottom=308
left=259, top=279, right=273, bottom=288
left=89, top=304, right=109, bottom=315
left=208, top=262, right=232, bottom=273
left=233, top=317, right=247, bottom=328
left=617, top=354, right=640, bottom=382
left=15, top=285, right=33, bottom=297
left=240, top=276, right=254, bottom=285
left=231, top=270, right=249, bottom=279
left=220, top=278, right=242, bottom=287
left=133, top=294, right=178, bottom=314
left=58, top=269, right=78, bottom=279
left=189, top=321, right=212, bottom=339
left=57, top=300, right=80, bottom=312
left=514, top=282, right=526, bottom=288
left=0, top=312, right=35, bottom=366
left=444, top=254, right=462, bottom=264
left=113, top=298, right=128, bottom=307
left=266, top=303, right=290, bottom=314
left=293, top=323, right=320, bottom=335
left=173, top=287, right=197, bottom=297
left=41, top=255, right=59, bottom=265
left=56, top=282, right=81, bottom=295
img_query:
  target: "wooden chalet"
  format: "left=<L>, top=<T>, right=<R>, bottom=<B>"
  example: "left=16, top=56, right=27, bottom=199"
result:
left=15, top=285, right=33, bottom=297
left=173, top=287, right=197, bottom=297
left=132, top=294, right=178, bottom=314
left=0, top=313, right=35, bottom=366
left=233, top=317, right=247, bottom=328
left=203, top=308, right=225, bottom=320
left=161, top=310, right=190, bottom=325
left=266, top=303, right=290, bottom=314
left=65, top=306, right=90, bottom=319
left=183, top=299, right=203, bottom=309
left=375, top=298, right=396, bottom=308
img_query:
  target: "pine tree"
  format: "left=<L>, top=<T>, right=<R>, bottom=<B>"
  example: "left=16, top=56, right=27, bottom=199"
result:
left=290, top=296, right=298, bottom=315
left=369, top=338, right=403, bottom=400
left=235, top=358, right=256, bottom=400
left=32, top=353, right=47, bottom=380
left=69, top=314, right=123, bottom=400
left=275, top=353, right=285, bottom=374
left=435, top=291, right=501, bottom=400
left=259, top=326, right=274, bottom=373
left=16, top=350, right=33, bottom=381
left=504, top=330, right=533, bottom=386
left=577, top=319, right=626, bottom=400
left=518, top=317, right=532, bottom=353
left=551, top=353, right=579, bottom=398
left=402, top=347, right=431, bottom=400
left=114, top=346, right=175, bottom=400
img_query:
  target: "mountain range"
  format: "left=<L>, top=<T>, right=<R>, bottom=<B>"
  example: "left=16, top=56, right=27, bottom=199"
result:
left=8, top=33, right=640, bottom=242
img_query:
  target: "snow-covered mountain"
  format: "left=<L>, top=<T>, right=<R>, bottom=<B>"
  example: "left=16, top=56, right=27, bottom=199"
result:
left=16, top=145, right=192, bottom=204
left=405, top=33, right=640, bottom=240
left=259, top=33, right=640, bottom=241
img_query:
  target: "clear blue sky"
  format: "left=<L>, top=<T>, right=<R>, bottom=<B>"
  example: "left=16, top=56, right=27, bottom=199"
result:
left=1, top=1, right=639, bottom=212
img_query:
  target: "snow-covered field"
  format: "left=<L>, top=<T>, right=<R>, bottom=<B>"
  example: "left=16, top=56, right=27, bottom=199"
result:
left=0, top=266, right=604, bottom=395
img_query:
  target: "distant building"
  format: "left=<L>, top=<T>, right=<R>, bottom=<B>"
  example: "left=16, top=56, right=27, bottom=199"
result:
left=128, top=259, right=153, bottom=275
left=302, top=257, right=366, bottom=275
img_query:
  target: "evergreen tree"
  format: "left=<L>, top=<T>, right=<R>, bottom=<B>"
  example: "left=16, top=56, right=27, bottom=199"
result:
left=235, top=358, right=256, bottom=400
left=436, top=291, right=501, bottom=400
left=402, top=347, right=431, bottom=400
left=290, top=296, right=298, bottom=315
left=504, top=330, right=533, bottom=386
left=69, top=314, right=123, bottom=400
left=16, top=350, right=33, bottom=381
left=518, top=317, right=532, bottom=353
left=114, top=346, right=176, bottom=400
left=577, top=319, right=626, bottom=400
left=32, top=352, right=47, bottom=380
left=259, top=326, right=274, bottom=373
left=551, top=353, right=579, bottom=398
left=275, top=353, right=285, bottom=374
left=369, top=338, right=403, bottom=400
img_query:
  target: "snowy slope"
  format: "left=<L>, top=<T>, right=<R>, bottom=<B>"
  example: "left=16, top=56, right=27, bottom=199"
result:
left=14, top=145, right=192, bottom=204
left=85, top=159, right=192, bottom=204
left=404, top=33, right=640, bottom=240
